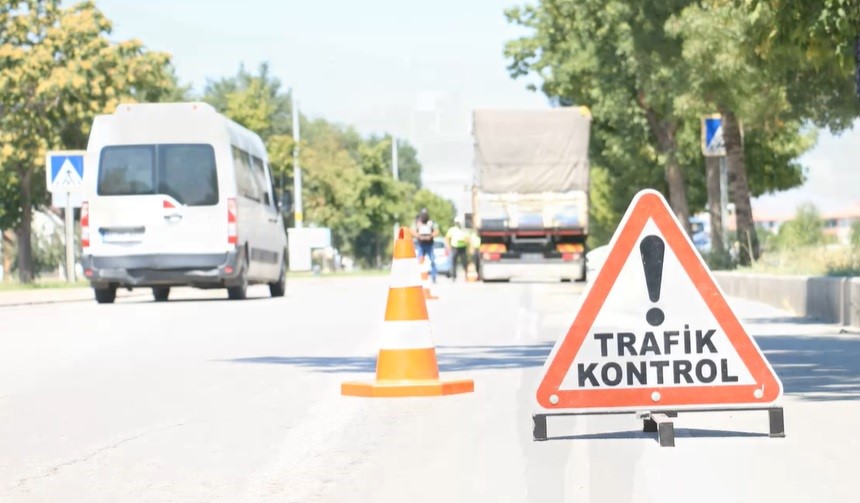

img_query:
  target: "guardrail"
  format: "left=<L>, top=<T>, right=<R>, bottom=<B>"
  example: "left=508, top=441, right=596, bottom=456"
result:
left=713, top=272, right=860, bottom=328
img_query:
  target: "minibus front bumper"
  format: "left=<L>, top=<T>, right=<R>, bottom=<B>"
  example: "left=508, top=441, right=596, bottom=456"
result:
left=81, top=250, right=245, bottom=288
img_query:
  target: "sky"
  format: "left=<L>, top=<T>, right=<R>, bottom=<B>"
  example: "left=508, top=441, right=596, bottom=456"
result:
left=92, top=0, right=859, bottom=218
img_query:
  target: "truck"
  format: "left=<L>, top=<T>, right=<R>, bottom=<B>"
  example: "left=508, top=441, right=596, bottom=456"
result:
left=470, top=107, right=592, bottom=282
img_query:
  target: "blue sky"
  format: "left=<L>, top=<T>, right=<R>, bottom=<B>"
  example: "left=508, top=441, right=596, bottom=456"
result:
left=93, top=0, right=859, bottom=217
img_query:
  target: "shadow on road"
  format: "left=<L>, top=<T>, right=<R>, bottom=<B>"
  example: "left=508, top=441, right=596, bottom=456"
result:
left=123, top=294, right=276, bottom=305
left=758, top=334, right=860, bottom=401
left=742, top=315, right=825, bottom=325
left=546, top=428, right=768, bottom=443
left=224, top=333, right=860, bottom=401
left=225, top=342, right=556, bottom=373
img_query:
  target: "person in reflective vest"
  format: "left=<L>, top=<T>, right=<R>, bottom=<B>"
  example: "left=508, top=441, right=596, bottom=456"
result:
left=411, top=208, right=439, bottom=283
left=445, top=215, right=470, bottom=281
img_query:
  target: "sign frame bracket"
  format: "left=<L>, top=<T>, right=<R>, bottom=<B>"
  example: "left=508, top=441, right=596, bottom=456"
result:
left=532, top=406, right=785, bottom=447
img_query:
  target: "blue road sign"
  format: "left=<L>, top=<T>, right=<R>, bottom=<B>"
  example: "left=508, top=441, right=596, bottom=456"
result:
left=701, top=115, right=725, bottom=157
left=46, top=151, right=85, bottom=193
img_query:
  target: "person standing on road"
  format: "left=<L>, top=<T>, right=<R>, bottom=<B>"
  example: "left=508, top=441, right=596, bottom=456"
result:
left=445, top=216, right=470, bottom=281
left=469, top=229, right=481, bottom=278
left=411, top=208, right=439, bottom=283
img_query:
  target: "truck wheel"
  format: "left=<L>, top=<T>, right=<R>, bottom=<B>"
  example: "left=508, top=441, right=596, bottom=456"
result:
left=152, top=287, right=170, bottom=302
left=94, top=286, right=117, bottom=304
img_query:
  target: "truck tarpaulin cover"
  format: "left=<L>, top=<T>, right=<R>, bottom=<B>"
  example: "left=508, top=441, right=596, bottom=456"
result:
left=472, top=108, right=591, bottom=194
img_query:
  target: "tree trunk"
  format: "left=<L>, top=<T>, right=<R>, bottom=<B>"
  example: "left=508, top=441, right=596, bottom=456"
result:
left=664, top=152, right=692, bottom=236
left=719, top=106, right=758, bottom=264
left=1, top=230, right=14, bottom=280
left=638, top=99, right=692, bottom=235
left=17, top=168, right=35, bottom=283
left=705, top=156, right=725, bottom=254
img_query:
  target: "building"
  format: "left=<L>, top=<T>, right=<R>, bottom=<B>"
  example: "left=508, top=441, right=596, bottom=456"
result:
left=741, top=203, right=860, bottom=246
left=820, top=204, right=860, bottom=244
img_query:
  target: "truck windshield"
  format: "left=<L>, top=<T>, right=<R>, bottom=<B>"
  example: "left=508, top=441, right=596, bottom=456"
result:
left=98, top=144, right=219, bottom=206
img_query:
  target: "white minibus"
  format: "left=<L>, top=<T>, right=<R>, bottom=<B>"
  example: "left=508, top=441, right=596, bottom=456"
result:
left=80, top=102, right=288, bottom=303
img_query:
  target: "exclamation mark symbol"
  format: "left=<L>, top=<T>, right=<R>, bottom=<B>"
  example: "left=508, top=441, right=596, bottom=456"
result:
left=639, top=235, right=665, bottom=327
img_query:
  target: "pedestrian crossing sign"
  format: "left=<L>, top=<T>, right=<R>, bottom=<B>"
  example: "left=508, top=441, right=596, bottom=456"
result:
left=701, top=114, right=725, bottom=157
left=46, top=150, right=85, bottom=193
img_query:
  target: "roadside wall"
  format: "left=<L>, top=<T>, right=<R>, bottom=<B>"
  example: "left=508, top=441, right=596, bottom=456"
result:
left=713, top=272, right=860, bottom=327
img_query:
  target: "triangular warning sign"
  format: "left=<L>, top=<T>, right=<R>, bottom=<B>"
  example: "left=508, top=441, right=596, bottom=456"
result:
left=537, top=189, right=782, bottom=412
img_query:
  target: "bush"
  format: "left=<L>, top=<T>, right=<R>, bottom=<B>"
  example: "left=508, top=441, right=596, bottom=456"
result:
left=851, top=221, right=860, bottom=248
left=746, top=245, right=860, bottom=277
left=702, top=249, right=735, bottom=271
left=772, top=203, right=824, bottom=250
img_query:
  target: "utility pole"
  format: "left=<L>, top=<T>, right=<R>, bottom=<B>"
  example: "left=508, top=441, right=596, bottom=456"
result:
left=292, top=90, right=303, bottom=229
left=64, top=194, right=75, bottom=283
left=392, top=135, right=399, bottom=239
left=392, top=134, right=399, bottom=180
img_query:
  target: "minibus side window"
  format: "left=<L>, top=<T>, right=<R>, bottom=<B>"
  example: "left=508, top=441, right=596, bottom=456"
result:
left=232, top=146, right=261, bottom=202
left=251, top=155, right=273, bottom=207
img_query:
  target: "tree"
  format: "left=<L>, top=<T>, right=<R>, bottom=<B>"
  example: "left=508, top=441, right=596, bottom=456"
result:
left=668, top=1, right=859, bottom=263
left=0, top=0, right=179, bottom=282
left=586, top=165, right=621, bottom=248
left=203, top=62, right=292, bottom=140
left=505, top=0, right=850, bottom=262
left=202, top=62, right=449, bottom=266
left=851, top=220, right=860, bottom=248
left=505, top=0, right=696, bottom=235
left=748, top=0, right=860, bottom=73
left=352, top=140, right=413, bottom=266
left=298, top=126, right=367, bottom=257
left=371, top=135, right=422, bottom=188
left=773, top=203, right=825, bottom=249
left=202, top=62, right=295, bottom=196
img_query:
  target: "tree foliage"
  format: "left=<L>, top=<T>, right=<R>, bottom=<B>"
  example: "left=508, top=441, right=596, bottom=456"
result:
left=851, top=220, right=860, bottom=248
left=504, top=0, right=848, bottom=252
left=505, top=0, right=696, bottom=234
left=0, top=0, right=180, bottom=281
left=772, top=203, right=825, bottom=249
left=202, top=64, right=450, bottom=267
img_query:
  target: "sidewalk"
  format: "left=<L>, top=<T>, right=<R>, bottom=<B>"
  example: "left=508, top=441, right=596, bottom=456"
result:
left=0, top=287, right=145, bottom=307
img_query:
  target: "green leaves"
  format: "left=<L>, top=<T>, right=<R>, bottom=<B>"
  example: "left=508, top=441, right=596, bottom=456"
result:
left=771, top=203, right=826, bottom=249
left=1, top=0, right=181, bottom=279
left=203, top=64, right=447, bottom=266
left=504, top=0, right=854, bottom=248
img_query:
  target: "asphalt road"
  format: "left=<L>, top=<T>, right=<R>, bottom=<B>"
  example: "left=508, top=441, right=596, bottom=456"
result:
left=0, top=276, right=858, bottom=502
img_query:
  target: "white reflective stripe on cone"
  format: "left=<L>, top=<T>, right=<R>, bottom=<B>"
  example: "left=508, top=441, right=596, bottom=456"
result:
left=379, top=320, right=435, bottom=350
left=389, top=258, right=423, bottom=288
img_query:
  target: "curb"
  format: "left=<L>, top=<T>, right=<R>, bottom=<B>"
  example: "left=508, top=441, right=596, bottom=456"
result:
left=0, top=288, right=147, bottom=308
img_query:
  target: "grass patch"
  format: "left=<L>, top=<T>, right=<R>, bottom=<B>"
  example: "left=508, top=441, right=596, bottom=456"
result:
left=742, top=246, right=860, bottom=277
left=287, top=269, right=390, bottom=279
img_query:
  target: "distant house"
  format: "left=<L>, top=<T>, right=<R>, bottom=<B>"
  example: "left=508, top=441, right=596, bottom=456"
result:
left=696, top=200, right=860, bottom=248
left=737, top=204, right=860, bottom=246
left=820, top=205, right=860, bottom=244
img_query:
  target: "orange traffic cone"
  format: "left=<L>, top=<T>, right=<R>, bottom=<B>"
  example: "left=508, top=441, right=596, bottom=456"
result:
left=420, top=255, right=438, bottom=300
left=341, top=227, right=474, bottom=397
